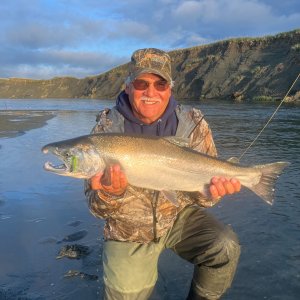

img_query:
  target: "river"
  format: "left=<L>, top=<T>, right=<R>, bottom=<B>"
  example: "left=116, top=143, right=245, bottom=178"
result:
left=0, top=98, right=299, bottom=299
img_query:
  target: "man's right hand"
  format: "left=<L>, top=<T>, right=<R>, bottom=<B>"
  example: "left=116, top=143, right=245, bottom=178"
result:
left=90, top=164, right=128, bottom=196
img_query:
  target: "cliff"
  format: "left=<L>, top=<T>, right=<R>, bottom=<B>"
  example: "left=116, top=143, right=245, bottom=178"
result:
left=0, top=29, right=299, bottom=101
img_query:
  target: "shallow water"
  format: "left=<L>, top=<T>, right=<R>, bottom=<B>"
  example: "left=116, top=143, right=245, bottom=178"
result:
left=0, top=99, right=299, bottom=299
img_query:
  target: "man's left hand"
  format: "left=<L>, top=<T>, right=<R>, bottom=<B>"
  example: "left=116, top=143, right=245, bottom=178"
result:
left=209, top=177, right=241, bottom=200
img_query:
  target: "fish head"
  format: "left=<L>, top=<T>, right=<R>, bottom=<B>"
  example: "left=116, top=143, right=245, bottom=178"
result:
left=42, top=137, right=105, bottom=178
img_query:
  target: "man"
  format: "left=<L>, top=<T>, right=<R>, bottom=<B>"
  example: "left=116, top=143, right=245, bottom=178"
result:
left=85, top=48, right=241, bottom=300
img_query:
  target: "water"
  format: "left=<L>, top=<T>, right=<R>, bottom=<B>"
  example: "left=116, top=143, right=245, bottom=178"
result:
left=0, top=99, right=299, bottom=299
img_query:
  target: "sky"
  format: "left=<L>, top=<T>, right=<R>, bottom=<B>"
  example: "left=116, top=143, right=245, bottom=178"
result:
left=1, top=0, right=299, bottom=79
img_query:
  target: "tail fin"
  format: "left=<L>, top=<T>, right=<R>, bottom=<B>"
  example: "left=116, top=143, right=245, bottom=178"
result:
left=250, top=162, right=290, bottom=205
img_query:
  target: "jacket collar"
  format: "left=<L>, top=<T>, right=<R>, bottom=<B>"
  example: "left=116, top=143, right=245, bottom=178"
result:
left=101, top=101, right=202, bottom=138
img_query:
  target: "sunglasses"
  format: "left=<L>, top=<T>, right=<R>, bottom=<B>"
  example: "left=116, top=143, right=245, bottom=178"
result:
left=132, top=79, right=169, bottom=91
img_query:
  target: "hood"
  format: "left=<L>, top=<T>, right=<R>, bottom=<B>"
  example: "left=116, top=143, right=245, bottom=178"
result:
left=116, top=91, right=178, bottom=136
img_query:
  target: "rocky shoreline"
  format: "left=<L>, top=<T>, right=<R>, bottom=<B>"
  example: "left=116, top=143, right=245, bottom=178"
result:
left=0, top=29, right=299, bottom=101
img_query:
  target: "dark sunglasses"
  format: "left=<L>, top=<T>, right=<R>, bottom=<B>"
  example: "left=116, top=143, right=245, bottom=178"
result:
left=132, top=79, right=169, bottom=91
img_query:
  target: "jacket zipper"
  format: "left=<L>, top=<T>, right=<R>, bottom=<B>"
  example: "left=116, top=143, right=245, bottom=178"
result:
left=151, top=191, right=159, bottom=243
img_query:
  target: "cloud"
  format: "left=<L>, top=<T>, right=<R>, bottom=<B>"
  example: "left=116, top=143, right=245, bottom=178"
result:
left=172, top=0, right=218, bottom=22
left=4, top=15, right=107, bottom=50
left=109, top=0, right=299, bottom=47
left=0, top=46, right=127, bottom=79
left=106, top=20, right=155, bottom=41
left=168, top=0, right=300, bottom=43
left=0, top=0, right=299, bottom=79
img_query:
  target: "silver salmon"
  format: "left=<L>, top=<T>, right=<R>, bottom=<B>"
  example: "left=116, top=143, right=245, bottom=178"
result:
left=42, top=133, right=289, bottom=205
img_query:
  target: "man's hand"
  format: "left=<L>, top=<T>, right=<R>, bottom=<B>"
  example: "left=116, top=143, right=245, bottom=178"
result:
left=209, top=177, right=241, bottom=200
left=90, top=164, right=128, bottom=196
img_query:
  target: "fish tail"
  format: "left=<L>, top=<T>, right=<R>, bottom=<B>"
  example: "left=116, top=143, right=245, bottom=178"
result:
left=250, top=162, right=290, bottom=205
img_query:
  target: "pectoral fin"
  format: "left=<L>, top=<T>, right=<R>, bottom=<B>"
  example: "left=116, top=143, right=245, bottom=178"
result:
left=161, top=190, right=179, bottom=207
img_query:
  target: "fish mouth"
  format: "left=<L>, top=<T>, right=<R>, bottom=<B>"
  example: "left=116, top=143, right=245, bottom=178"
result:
left=43, top=161, right=70, bottom=174
left=42, top=147, right=72, bottom=175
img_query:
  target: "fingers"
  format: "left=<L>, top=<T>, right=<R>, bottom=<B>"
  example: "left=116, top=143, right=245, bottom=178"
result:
left=110, top=165, right=120, bottom=189
left=224, top=180, right=235, bottom=194
left=230, top=178, right=241, bottom=192
left=101, top=167, right=112, bottom=186
left=210, top=176, right=241, bottom=199
left=209, top=184, right=221, bottom=199
left=109, top=165, right=128, bottom=191
left=211, top=177, right=226, bottom=198
left=119, top=171, right=128, bottom=190
left=90, top=173, right=104, bottom=190
left=90, top=164, right=127, bottom=195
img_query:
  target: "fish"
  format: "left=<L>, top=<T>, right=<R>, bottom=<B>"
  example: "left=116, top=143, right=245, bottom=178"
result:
left=42, top=133, right=290, bottom=205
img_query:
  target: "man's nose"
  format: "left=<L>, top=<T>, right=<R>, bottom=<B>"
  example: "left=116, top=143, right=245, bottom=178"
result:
left=144, top=83, right=156, bottom=97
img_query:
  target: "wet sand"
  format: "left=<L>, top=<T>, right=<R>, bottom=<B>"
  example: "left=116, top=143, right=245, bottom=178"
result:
left=0, top=110, right=55, bottom=138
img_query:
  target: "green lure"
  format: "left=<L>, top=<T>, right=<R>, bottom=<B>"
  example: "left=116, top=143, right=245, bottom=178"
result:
left=71, top=156, right=78, bottom=172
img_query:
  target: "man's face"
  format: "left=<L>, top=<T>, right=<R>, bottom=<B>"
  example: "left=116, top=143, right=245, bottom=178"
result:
left=125, top=73, right=172, bottom=124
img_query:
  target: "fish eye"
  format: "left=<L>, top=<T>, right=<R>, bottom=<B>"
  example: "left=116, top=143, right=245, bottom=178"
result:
left=64, top=152, right=72, bottom=158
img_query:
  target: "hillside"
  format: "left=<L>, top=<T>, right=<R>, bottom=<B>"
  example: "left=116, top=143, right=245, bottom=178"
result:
left=0, top=29, right=299, bottom=101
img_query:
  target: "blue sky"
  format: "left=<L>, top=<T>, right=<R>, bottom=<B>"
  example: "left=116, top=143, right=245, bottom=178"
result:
left=1, top=0, right=299, bottom=79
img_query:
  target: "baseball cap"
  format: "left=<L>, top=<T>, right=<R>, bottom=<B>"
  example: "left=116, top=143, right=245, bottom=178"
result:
left=128, top=48, right=172, bottom=83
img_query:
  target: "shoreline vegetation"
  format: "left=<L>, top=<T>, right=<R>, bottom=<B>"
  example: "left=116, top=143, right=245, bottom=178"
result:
left=0, top=29, right=299, bottom=102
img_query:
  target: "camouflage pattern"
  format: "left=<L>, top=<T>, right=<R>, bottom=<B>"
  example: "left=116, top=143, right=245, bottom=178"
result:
left=84, top=104, right=218, bottom=243
left=128, top=48, right=172, bottom=83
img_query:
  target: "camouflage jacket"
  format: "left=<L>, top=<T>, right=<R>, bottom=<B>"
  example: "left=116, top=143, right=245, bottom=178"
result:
left=84, top=104, right=217, bottom=243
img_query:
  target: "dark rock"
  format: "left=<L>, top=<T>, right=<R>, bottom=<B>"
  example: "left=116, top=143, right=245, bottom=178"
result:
left=64, top=270, right=98, bottom=281
left=56, top=244, right=91, bottom=259
left=231, top=91, right=244, bottom=101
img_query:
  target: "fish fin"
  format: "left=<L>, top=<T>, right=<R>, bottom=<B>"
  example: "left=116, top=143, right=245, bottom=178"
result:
left=163, top=137, right=190, bottom=148
left=161, top=190, right=179, bottom=207
left=195, top=192, right=218, bottom=207
left=250, top=162, right=290, bottom=205
left=227, top=157, right=240, bottom=164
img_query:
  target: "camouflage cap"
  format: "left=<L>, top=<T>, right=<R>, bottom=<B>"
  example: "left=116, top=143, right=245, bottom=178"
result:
left=128, top=48, right=172, bottom=83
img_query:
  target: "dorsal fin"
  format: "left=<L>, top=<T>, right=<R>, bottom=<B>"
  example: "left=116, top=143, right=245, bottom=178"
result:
left=227, top=157, right=240, bottom=164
